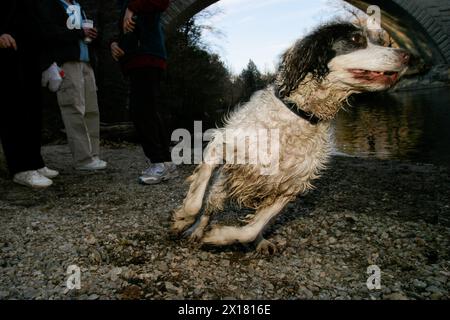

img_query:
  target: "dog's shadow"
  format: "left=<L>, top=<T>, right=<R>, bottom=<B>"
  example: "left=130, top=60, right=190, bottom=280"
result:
left=173, top=199, right=315, bottom=257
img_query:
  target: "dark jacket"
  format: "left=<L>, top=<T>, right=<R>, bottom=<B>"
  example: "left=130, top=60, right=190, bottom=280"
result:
left=38, top=0, right=95, bottom=67
left=117, top=0, right=169, bottom=64
left=0, top=1, right=16, bottom=37
left=0, top=0, right=43, bottom=71
left=0, top=1, right=17, bottom=67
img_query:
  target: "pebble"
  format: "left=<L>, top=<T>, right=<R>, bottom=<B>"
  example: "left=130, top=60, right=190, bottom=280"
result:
left=109, top=267, right=122, bottom=281
left=158, top=262, right=169, bottom=272
left=383, top=292, right=409, bottom=300
left=165, top=282, right=182, bottom=295
left=298, top=287, right=314, bottom=299
left=413, top=279, right=427, bottom=289
left=221, top=260, right=230, bottom=267
left=328, top=237, right=337, bottom=244
left=430, top=292, right=443, bottom=300
left=426, top=285, right=442, bottom=294
left=85, top=235, right=97, bottom=245
left=0, top=291, right=9, bottom=299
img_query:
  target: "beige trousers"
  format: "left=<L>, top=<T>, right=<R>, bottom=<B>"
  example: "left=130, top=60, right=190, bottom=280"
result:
left=57, top=62, right=100, bottom=165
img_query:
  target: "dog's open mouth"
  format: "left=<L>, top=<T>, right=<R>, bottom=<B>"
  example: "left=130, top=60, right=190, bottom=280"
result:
left=348, top=69, right=399, bottom=84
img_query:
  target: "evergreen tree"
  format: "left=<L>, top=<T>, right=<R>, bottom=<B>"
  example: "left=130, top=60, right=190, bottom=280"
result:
left=238, top=60, right=265, bottom=102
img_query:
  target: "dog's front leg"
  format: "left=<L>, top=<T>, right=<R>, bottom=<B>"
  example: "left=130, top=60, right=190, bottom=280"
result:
left=172, top=163, right=216, bottom=234
left=188, top=175, right=227, bottom=241
left=202, top=198, right=289, bottom=248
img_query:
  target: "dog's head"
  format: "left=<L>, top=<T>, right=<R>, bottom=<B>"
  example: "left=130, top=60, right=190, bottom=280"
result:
left=277, top=22, right=410, bottom=98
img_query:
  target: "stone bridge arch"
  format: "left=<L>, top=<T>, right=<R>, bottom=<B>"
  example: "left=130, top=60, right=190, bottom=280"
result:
left=162, top=0, right=450, bottom=66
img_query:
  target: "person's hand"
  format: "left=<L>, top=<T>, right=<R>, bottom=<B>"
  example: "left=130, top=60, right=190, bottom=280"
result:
left=83, top=27, right=98, bottom=40
left=111, top=42, right=125, bottom=61
left=0, top=34, right=17, bottom=50
left=123, top=8, right=136, bottom=33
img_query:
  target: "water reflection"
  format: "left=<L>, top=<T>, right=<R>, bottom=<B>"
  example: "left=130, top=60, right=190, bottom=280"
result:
left=333, top=87, right=450, bottom=166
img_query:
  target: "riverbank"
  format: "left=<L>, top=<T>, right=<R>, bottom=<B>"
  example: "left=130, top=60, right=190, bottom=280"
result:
left=0, top=145, right=449, bottom=300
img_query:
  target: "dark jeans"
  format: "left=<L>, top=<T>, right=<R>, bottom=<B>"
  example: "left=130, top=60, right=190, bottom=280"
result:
left=128, top=67, right=171, bottom=163
left=0, top=50, right=45, bottom=175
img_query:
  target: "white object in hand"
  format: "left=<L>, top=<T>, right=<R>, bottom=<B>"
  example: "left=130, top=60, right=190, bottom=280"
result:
left=41, top=62, right=64, bottom=92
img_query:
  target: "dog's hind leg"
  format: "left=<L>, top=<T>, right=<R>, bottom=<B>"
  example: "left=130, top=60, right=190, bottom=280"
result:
left=172, top=163, right=216, bottom=234
left=202, top=198, right=289, bottom=249
left=188, top=176, right=227, bottom=241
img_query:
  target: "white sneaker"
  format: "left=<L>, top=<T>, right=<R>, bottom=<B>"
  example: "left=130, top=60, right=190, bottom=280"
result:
left=37, top=167, right=59, bottom=178
left=75, top=158, right=108, bottom=171
left=13, top=170, right=53, bottom=189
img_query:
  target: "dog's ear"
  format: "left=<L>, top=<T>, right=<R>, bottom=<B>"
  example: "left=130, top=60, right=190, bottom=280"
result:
left=277, top=31, right=336, bottom=98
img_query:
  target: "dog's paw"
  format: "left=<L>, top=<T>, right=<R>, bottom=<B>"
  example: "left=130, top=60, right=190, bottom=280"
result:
left=171, top=217, right=195, bottom=236
left=255, top=239, right=278, bottom=255
left=188, top=228, right=204, bottom=243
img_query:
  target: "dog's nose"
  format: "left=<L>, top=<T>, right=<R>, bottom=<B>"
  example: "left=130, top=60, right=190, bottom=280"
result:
left=399, top=50, right=411, bottom=65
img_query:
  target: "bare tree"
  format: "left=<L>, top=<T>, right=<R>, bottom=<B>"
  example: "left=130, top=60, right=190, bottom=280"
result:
left=326, top=0, right=397, bottom=47
left=192, top=7, right=226, bottom=52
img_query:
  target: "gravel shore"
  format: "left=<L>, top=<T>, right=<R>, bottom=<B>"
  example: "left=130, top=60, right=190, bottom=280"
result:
left=0, top=145, right=449, bottom=300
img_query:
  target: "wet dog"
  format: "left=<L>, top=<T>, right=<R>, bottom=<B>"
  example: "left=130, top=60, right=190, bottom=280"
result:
left=172, top=22, right=410, bottom=254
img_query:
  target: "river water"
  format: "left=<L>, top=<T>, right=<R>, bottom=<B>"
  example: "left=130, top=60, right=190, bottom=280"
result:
left=333, top=87, right=450, bottom=167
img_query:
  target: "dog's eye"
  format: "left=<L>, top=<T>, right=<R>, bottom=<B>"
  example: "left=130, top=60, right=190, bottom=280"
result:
left=351, top=34, right=361, bottom=43
left=351, top=34, right=366, bottom=45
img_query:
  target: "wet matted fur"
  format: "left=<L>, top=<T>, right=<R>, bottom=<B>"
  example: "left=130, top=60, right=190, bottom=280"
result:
left=172, top=22, right=410, bottom=254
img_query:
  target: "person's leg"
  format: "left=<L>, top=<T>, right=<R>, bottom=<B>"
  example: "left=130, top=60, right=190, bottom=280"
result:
left=0, top=89, right=30, bottom=175
left=57, top=62, right=94, bottom=165
left=82, top=63, right=100, bottom=159
left=0, top=83, right=26, bottom=175
left=20, top=58, right=46, bottom=170
left=128, top=67, right=172, bottom=163
left=22, top=61, right=58, bottom=178
left=0, top=53, right=45, bottom=175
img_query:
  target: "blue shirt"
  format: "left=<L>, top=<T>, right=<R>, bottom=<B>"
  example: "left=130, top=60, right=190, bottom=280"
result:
left=58, top=0, right=89, bottom=62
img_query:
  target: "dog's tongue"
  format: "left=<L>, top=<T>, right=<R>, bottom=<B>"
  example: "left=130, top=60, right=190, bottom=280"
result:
left=351, top=69, right=383, bottom=76
left=349, top=69, right=399, bottom=82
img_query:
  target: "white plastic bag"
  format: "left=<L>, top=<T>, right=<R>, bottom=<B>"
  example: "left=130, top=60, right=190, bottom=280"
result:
left=41, top=62, right=65, bottom=92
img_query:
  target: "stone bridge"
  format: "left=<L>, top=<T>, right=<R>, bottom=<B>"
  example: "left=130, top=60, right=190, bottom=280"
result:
left=78, top=0, right=450, bottom=122
left=162, top=0, right=450, bottom=65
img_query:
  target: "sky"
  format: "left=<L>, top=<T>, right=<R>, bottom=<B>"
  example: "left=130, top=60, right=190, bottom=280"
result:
left=197, top=0, right=351, bottom=74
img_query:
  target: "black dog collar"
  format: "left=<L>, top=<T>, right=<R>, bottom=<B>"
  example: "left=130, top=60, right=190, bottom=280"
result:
left=274, top=90, right=322, bottom=125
